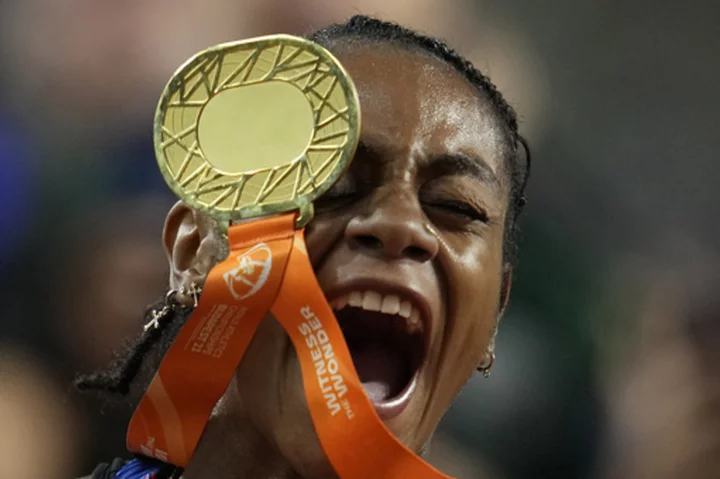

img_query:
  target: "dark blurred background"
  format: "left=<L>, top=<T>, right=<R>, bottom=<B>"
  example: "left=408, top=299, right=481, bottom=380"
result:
left=1, top=1, right=718, bottom=478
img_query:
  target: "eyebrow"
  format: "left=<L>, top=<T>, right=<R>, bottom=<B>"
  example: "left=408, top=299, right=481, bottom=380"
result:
left=353, top=140, right=501, bottom=191
left=426, top=153, right=501, bottom=191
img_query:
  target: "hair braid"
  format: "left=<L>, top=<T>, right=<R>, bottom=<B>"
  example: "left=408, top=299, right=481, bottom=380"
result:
left=74, top=295, right=189, bottom=395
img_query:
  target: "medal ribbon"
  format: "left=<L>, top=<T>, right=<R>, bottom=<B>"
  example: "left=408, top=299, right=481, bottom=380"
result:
left=127, top=213, right=453, bottom=478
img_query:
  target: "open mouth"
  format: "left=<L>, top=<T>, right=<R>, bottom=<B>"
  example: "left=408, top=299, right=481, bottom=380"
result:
left=330, top=290, right=428, bottom=418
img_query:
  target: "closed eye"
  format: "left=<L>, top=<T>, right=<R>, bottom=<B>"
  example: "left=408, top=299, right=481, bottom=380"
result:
left=315, top=180, right=360, bottom=211
left=424, top=199, right=489, bottom=223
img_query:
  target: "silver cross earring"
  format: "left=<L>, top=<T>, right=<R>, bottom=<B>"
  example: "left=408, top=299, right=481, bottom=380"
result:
left=182, top=281, right=203, bottom=307
left=143, top=289, right=178, bottom=332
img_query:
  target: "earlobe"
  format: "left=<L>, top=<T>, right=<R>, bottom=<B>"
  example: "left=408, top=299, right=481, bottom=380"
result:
left=162, top=202, right=218, bottom=298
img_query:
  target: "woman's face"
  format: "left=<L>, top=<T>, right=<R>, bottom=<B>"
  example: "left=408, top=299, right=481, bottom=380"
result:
left=181, top=43, right=512, bottom=477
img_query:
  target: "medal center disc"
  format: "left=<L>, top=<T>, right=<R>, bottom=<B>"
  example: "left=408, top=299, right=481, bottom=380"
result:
left=197, top=81, right=315, bottom=174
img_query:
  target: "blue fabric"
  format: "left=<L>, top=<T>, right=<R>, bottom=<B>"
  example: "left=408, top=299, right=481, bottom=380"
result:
left=114, top=457, right=167, bottom=479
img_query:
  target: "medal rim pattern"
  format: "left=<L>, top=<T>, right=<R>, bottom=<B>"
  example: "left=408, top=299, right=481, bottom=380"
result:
left=153, top=34, right=361, bottom=226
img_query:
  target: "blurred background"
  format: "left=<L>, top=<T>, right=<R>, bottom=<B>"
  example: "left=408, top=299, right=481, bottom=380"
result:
left=1, top=1, right=718, bottom=478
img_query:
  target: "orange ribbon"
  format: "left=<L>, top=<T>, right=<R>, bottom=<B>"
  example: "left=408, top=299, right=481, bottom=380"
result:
left=127, top=213, right=453, bottom=478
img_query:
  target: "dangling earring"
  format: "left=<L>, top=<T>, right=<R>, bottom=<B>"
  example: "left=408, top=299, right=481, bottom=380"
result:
left=180, top=281, right=203, bottom=307
left=143, top=283, right=204, bottom=332
left=476, top=352, right=495, bottom=379
left=144, top=289, right=179, bottom=332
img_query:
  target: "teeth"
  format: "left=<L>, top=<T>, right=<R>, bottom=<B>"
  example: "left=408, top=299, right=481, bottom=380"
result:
left=348, top=291, right=363, bottom=307
left=380, top=295, right=401, bottom=314
left=399, top=300, right=412, bottom=318
left=330, top=291, right=425, bottom=334
left=362, top=291, right=382, bottom=311
left=408, top=308, right=422, bottom=334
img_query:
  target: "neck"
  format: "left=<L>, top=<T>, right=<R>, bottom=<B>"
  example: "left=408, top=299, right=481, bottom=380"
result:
left=181, top=404, right=304, bottom=479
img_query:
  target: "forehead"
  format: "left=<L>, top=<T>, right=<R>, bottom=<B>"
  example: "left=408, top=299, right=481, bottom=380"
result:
left=331, top=43, right=508, bottom=182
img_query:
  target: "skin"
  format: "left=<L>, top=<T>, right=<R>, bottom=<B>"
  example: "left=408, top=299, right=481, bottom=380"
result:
left=163, top=43, right=513, bottom=479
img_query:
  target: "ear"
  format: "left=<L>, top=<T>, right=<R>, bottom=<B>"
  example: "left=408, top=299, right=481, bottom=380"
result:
left=498, top=264, right=513, bottom=319
left=162, top=201, right=224, bottom=305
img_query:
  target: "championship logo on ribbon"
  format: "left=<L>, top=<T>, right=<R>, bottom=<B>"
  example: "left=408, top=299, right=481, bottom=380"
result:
left=223, top=243, right=272, bottom=300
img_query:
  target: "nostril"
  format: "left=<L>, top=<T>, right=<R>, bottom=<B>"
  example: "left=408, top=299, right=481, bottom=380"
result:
left=354, top=234, right=383, bottom=250
left=403, top=245, right=431, bottom=262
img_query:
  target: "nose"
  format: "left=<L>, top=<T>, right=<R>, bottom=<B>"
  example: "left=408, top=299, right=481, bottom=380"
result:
left=344, top=188, right=439, bottom=263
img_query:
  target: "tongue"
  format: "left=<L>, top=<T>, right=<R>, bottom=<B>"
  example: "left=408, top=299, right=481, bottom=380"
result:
left=349, top=340, right=408, bottom=402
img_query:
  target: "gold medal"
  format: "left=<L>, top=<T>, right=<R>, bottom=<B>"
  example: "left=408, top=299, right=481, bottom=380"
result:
left=154, top=35, right=360, bottom=227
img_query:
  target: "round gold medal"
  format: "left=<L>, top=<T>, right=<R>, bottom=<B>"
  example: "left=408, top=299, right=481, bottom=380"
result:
left=154, top=35, right=360, bottom=226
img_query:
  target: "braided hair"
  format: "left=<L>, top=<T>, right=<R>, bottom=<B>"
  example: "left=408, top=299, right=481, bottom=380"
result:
left=75, top=296, right=192, bottom=395
left=75, top=15, right=531, bottom=396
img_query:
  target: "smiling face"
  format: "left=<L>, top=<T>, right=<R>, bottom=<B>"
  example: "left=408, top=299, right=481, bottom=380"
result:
left=172, top=43, right=513, bottom=478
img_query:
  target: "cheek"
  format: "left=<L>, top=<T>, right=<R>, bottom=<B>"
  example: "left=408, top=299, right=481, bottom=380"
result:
left=436, top=235, right=504, bottom=377
left=452, top=273, right=500, bottom=352
left=460, top=244, right=503, bottom=334
left=304, top=215, right=348, bottom=267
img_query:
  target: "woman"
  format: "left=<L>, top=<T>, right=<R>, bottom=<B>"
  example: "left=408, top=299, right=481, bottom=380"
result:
left=78, top=15, right=531, bottom=479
